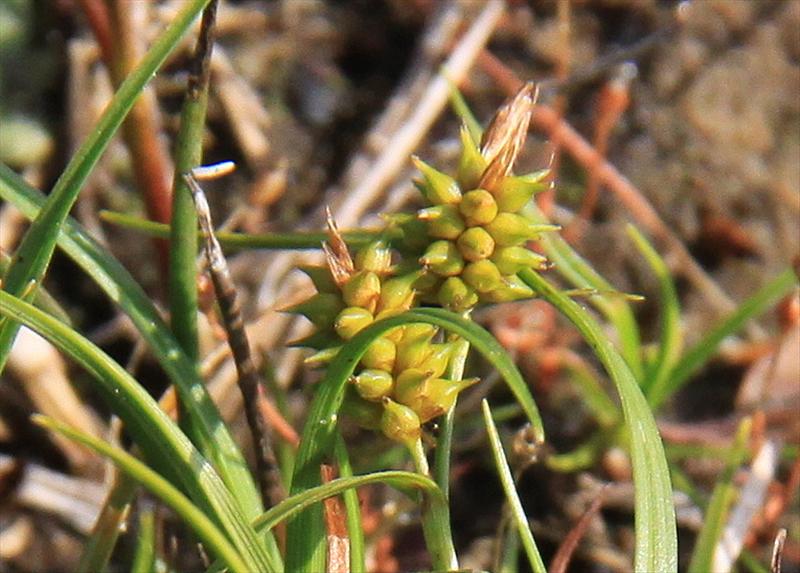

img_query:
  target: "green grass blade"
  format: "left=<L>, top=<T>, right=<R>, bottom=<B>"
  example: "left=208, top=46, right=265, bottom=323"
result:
left=526, top=204, right=644, bottom=380
left=131, top=505, right=156, bottom=573
left=78, top=472, right=138, bottom=573
left=286, top=307, right=544, bottom=572
left=0, top=165, right=268, bottom=533
left=168, top=1, right=218, bottom=364
left=100, top=210, right=389, bottom=250
left=0, top=251, right=71, bottom=325
left=0, top=0, right=211, bottom=370
left=334, top=433, right=365, bottom=573
left=519, top=268, right=677, bottom=572
left=562, top=357, right=620, bottom=428
left=0, top=292, right=277, bottom=572
left=652, top=268, right=797, bottom=410
left=256, top=470, right=446, bottom=531
left=34, top=416, right=250, bottom=573
left=482, top=400, right=547, bottom=573
left=207, top=470, right=449, bottom=573
left=687, top=417, right=752, bottom=573
left=433, top=337, right=470, bottom=500
left=445, top=72, right=482, bottom=142
left=626, top=226, right=682, bottom=400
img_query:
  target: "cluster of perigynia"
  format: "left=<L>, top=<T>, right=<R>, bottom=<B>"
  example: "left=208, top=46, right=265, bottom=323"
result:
left=286, top=83, right=555, bottom=446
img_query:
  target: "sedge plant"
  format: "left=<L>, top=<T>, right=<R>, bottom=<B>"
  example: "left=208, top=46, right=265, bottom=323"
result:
left=10, top=5, right=795, bottom=571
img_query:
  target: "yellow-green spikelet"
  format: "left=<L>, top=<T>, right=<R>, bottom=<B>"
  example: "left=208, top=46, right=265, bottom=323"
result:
left=410, top=125, right=553, bottom=312
left=286, top=83, right=552, bottom=442
left=286, top=239, right=474, bottom=442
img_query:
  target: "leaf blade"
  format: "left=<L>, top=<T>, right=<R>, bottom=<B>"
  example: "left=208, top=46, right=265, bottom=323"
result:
left=482, top=400, right=547, bottom=573
left=34, top=416, right=249, bottom=573
left=519, top=268, right=677, bottom=572
left=0, top=291, right=278, bottom=572
left=0, top=0, right=212, bottom=369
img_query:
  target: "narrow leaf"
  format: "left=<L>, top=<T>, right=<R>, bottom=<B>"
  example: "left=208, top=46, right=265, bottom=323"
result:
left=0, top=0, right=212, bottom=369
left=688, top=417, right=752, bottom=573
left=34, top=416, right=249, bottom=573
left=0, top=166, right=268, bottom=534
left=625, top=225, right=683, bottom=401
left=482, top=400, right=547, bottom=573
left=525, top=203, right=644, bottom=380
left=653, top=268, right=797, bottom=409
left=0, top=292, right=277, bottom=572
left=519, top=268, right=677, bottom=572
left=100, top=210, right=390, bottom=250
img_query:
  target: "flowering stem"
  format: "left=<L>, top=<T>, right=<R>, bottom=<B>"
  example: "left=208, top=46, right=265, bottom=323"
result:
left=434, top=337, right=470, bottom=500
left=409, top=437, right=457, bottom=570
left=410, top=437, right=430, bottom=476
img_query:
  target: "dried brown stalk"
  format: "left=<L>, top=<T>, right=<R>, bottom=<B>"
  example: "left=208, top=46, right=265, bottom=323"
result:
left=185, top=170, right=284, bottom=508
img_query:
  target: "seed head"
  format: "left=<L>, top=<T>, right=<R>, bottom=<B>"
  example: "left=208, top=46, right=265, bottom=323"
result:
left=353, top=369, right=394, bottom=401
left=459, top=189, right=498, bottom=227
left=412, top=156, right=462, bottom=205
left=334, top=306, right=373, bottom=340
left=457, top=227, right=496, bottom=262
left=380, top=398, right=422, bottom=445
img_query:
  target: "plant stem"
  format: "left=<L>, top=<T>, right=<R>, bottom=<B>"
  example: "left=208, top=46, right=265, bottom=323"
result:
left=433, top=337, right=470, bottom=500
left=410, top=432, right=458, bottom=570
left=168, top=0, right=218, bottom=362
left=100, top=210, right=398, bottom=250
left=410, top=437, right=430, bottom=476
left=334, top=434, right=365, bottom=573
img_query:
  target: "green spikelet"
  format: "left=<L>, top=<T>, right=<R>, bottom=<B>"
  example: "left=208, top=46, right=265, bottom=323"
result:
left=377, top=271, right=420, bottom=314
left=459, top=189, right=498, bottom=227
left=485, top=213, right=558, bottom=247
left=493, top=169, right=549, bottom=212
left=462, top=260, right=505, bottom=293
left=420, top=240, right=464, bottom=277
left=355, top=240, right=393, bottom=274
left=342, top=270, right=381, bottom=311
left=414, top=342, right=454, bottom=379
left=288, top=329, right=339, bottom=350
left=412, top=156, right=462, bottom=205
left=457, top=124, right=487, bottom=190
left=456, top=227, right=495, bottom=262
left=284, top=293, right=344, bottom=328
left=394, top=368, right=432, bottom=406
left=334, top=306, right=373, bottom=340
left=396, top=371, right=479, bottom=423
left=394, top=324, right=437, bottom=372
left=417, top=205, right=465, bottom=240
left=481, top=275, right=535, bottom=303
left=437, top=276, right=479, bottom=312
left=395, top=214, right=430, bottom=252
left=491, top=245, right=549, bottom=275
left=353, top=369, right=394, bottom=401
left=380, top=397, right=421, bottom=444
left=304, top=346, right=341, bottom=367
left=360, top=337, right=397, bottom=372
